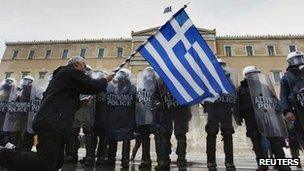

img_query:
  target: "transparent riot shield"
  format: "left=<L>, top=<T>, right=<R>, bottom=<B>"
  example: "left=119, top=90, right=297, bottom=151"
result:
left=0, top=78, right=16, bottom=131
left=4, top=86, right=31, bottom=132
left=247, top=72, right=288, bottom=137
left=290, top=78, right=304, bottom=129
left=135, top=67, right=157, bottom=125
left=27, top=79, right=48, bottom=133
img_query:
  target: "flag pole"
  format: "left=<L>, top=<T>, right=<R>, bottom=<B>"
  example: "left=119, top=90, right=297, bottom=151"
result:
left=112, top=4, right=190, bottom=74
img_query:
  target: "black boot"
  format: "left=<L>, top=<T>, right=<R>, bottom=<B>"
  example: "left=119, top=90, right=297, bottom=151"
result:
left=154, top=134, right=161, bottom=164
left=206, top=133, right=217, bottom=171
left=223, top=133, right=235, bottom=171
left=251, top=137, right=267, bottom=170
left=155, top=132, right=171, bottom=171
left=207, top=162, right=217, bottom=171
left=121, top=140, right=130, bottom=169
left=69, top=128, right=80, bottom=164
left=96, top=137, right=108, bottom=165
left=176, top=134, right=187, bottom=170
left=269, top=137, right=291, bottom=171
left=139, top=138, right=152, bottom=168
left=83, top=127, right=95, bottom=166
left=102, top=140, right=117, bottom=166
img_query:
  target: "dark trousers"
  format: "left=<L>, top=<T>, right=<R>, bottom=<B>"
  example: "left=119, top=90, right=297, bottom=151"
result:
left=16, top=132, right=35, bottom=152
left=1, top=129, right=65, bottom=171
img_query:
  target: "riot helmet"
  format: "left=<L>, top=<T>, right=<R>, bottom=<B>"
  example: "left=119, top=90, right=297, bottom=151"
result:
left=115, top=68, right=131, bottom=85
left=217, top=58, right=229, bottom=74
left=20, top=76, right=34, bottom=87
left=1, top=78, right=16, bottom=91
left=242, top=66, right=260, bottom=78
left=286, top=51, right=304, bottom=66
left=142, top=67, right=156, bottom=85
left=92, top=70, right=108, bottom=79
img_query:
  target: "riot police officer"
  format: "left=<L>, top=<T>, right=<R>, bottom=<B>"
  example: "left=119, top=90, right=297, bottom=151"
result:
left=3, top=76, right=34, bottom=151
left=236, top=66, right=290, bottom=171
left=103, top=69, right=136, bottom=168
left=135, top=67, right=158, bottom=168
left=0, top=78, right=16, bottom=146
left=280, top=51, right=304, bottom=168
left=153, top=75, right=192, bottom=170
left=204, top=59, right=236, bottom=171
left=93, top=70, right=109, bottom=165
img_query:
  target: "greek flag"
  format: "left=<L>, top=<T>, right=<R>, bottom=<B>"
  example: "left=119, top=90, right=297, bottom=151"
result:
left=138, top=7, right=234, bottom=105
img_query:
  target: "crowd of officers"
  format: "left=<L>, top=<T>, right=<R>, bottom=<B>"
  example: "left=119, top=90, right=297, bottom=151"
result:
left=0, top=51, right=304, bottom=171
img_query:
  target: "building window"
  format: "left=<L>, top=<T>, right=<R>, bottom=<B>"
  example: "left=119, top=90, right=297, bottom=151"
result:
left=272, top=70, right=282, bottom=84
left=289, top=45, right=297, bottom=52
left=224, top=46, right=232, bottom=57
left=98, top=48, right=105, bottom=58
left=80, top=49, right=86, bottom=58
left=39, top=71, right=48, bottom=79
left=117, top=47, right=123, bottom=57
left=246, top=45, right=254, bottom=56
left=267, top=45, right=275, bottom=56
left=4, top=72, right=13, bottom=79
left=62, top=49, right=69, bottom=59
left=21, top=71, right=30, bottom=78
left=45, top=50, right=52, bottom=59
left=28, top=50, right=35, bottom=59
left=12, top=50, right=19, bottom=59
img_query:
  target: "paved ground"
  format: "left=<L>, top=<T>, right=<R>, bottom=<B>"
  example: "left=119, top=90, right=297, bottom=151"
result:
left=59, top=149, right=303, bottom=171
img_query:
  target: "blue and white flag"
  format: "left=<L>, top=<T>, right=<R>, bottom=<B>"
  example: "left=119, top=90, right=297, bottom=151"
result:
left=138, top=7, right=234, bottom=105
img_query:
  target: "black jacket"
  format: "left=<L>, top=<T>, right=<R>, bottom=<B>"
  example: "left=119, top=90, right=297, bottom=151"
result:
left=235, top=79, right=255, bottom=124
left=33, top=65, right=107, bottom=142
left=280, top=66, right=302, bottom=115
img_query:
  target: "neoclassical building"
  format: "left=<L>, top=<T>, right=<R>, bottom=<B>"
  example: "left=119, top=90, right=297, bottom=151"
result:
left=1, top=27, right=304, bottom=158
left=1, top=27, right=303, bottom=94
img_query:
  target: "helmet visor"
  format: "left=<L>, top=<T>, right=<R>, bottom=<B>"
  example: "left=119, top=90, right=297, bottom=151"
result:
left=288, top=55, right=304, bottom=66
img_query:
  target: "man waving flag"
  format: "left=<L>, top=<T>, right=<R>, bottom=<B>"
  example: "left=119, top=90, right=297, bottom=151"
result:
left=138, top=6, right=234, bottom=105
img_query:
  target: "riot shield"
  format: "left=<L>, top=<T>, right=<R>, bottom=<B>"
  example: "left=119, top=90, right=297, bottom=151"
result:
left=27, top=79, right=48, bottom=133
left=135, top=67, right=157, bottom=125
left=0, top=78, right=16, bottom=131
left=290, top=78, right=304, bottom=129
left=105, top=69, right=136, bottom=141
left=247, top=73, right=288, bottom=137
left=87, top=70, right=108, bottom=128
left=3, top=78, right=33, bottom=132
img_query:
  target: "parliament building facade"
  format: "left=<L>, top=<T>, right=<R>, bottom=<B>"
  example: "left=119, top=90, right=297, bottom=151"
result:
left=1, top=27, right=303, bottom=94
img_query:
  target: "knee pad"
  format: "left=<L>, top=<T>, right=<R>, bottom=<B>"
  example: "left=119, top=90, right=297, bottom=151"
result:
left=221, top=129, right=234, bottom=137
left=205, top=124, right=219, bottom=136
left=175, top=134, right=186, bottom=142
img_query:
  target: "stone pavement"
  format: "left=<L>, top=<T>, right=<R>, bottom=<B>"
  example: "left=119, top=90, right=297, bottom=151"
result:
left=59, top=148, right=303, bottom=171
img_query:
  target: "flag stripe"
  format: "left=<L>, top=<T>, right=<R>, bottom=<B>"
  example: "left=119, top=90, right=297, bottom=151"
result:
left=143, top=42, right=192, bottom=102
left=186, top=48, right=219, bottom=96
left=155, top=33, right=205, bottom=96
left=172, top=41, right=213, bottom=97
left=148, top=36, right=200, bottom=99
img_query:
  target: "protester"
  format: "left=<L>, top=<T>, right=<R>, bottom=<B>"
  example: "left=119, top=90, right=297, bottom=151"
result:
left=0, top=56, right=114, bottom=171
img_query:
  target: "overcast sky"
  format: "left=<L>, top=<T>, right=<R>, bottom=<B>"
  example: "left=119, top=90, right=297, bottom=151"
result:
left=0, top=0, right=303, bottom=59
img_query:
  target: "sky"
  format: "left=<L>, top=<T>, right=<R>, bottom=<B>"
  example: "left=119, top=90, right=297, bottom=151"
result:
left=1, top=0, right=303, bottom=59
